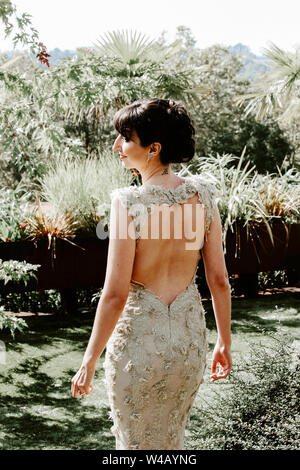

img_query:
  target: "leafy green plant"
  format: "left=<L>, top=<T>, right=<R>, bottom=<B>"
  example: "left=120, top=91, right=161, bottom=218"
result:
left=0, top=258, right=40, bottom=337
left=0, top=258, right=39, bottom=285
left=164, top=38, right=293, bottom=174
left=234, top=42, right=300, bottom=169
left=94, top=29, right=183, bottom=69
left=184, top=150, right=300, bottom=257
left=190, top=150, right=274, bottom=248
left=36, top=149, right=134, bottom=236
left=254, top=168, right=300, bottom=223
left=191, top=331, right=300, bottom=450
left=0, top=28, right=205, bottom=190
left=24, top=198, right=80, bottom=248
left=0, top=305, right=27, bottom=339
left=235, top=42, right=300, bottom=125
left=0, top=286, right=100, bottom=317
left=0, top=0, right=39, bottom=54
left=0, top=184, right=32, bottom=243
left=258, top=270, right=288, bottom=291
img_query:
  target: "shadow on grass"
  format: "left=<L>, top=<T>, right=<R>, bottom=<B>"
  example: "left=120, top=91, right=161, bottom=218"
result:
left=0, top=353, right=114, bottom=450
left=204, top=293, right=300, bottom=336
left=1, top=312, right=95, bottom=353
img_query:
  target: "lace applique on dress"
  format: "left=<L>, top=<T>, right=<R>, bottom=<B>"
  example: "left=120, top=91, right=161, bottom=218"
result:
left=109, top=175, right=217, bottom=242
left=103, top=272, right=208, bottom=450
left=104, top=174, right=214, bottom=450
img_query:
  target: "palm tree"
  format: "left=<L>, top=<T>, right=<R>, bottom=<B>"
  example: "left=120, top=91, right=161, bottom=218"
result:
left=90, top=29, right=211, bottom=108
left=93, top=29, right=182, bottom=68
left=234, top=42, right=300, bottom=125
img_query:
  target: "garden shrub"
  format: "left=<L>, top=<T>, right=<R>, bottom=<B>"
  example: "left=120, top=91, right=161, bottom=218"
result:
left=0, top=258, right=39, bottom=286
left=0, top=286, right=101, bottom=317
left=0, top=258, right=40, bottom=337
left=191, top=331, right=300, bottom=450
left=0, top=305, right=27, bottom=339
left=0, top=185, right=32, bottom=243
left=258, top=270, right=289, bottom=291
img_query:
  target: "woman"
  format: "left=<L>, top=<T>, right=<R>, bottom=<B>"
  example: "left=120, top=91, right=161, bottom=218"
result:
left=71, top=98, right=232, bottom=450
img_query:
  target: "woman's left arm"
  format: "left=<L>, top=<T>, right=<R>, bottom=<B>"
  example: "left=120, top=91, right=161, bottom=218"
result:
left=71, top=197, right=136, bottom=398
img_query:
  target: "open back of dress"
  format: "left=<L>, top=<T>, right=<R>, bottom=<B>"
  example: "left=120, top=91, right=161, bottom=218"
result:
left=110, top=176, right=216, bottom=307
left=131, top=193, right=205, bottom=306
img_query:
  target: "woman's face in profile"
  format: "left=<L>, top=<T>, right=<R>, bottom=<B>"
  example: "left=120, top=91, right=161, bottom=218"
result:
left=113, top=129, right=149, bottom=171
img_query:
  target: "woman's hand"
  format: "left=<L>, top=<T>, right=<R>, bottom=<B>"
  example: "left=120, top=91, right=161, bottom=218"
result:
left=71, top=361, right=96, bottom=398
left=210, top=341, right=232, bottom=382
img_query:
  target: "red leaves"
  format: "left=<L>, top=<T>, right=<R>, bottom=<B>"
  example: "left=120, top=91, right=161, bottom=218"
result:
left=36, top=42, right=51, bottom=68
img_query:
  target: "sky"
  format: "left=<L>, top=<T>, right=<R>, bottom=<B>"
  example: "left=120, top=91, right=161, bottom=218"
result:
left=0, top=0, right=299, bottom=56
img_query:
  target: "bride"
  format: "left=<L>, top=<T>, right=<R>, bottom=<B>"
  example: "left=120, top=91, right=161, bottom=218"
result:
left=71, top=98, right=231, bottom=450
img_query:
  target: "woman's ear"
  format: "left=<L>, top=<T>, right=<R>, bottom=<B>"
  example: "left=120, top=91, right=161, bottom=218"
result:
left=151, top=142, right=162, bottom=156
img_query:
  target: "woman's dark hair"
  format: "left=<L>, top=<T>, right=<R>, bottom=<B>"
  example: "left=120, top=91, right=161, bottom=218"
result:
left=113, top=98, right=195, bottom=165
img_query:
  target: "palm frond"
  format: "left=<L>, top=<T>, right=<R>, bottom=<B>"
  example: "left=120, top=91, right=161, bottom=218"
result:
left=234, top=42, right=300, bottom=123
left=94, top=30, right=154, bottom=63
left=93, top=29, right=183, bottom=66
left=262, top=42, right=295, bottom=70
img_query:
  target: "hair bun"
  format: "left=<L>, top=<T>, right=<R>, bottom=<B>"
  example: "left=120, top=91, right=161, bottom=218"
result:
left=168, top=100, right=178, bottom=111
left=168, top=100, right=183, bottom=116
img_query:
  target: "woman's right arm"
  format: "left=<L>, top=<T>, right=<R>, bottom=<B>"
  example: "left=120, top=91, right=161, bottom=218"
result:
left=201, top=204, right=232, bottom=381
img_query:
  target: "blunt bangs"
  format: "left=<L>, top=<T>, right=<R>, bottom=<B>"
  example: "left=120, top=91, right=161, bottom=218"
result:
left=113, top=106, right=137, bottom=141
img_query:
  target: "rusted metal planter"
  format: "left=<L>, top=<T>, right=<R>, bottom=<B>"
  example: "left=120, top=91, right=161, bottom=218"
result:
left=224, top=222, right=300, bottom=274
left=223, top=222, right=300, bottom=297
left=0, top=222, right=299, bottom=304
left=0, top=237, right=109, bottom=313
left=0, top=237, right=109, bottom=290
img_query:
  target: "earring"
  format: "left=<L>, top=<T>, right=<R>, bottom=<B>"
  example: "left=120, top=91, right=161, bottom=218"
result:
left=147, top=153, right=155, bottom=163
left=132, top=169, right=140, bottom=176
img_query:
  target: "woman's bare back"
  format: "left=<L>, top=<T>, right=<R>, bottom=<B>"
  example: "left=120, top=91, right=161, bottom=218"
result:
left=109, top=174, right=216, bottom=304
left=131, top=193, right=205, bottom=306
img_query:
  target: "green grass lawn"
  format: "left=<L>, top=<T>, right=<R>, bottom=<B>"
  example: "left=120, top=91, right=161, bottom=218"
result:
left=0, top=292, right=299, bottom=450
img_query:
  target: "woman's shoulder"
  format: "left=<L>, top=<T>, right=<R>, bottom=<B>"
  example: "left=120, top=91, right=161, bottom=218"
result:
left=109, top=184, right=141, bottom=208
left=187, top=174, right=217, bottom=202
left=187, top=174, right=217, bottom=235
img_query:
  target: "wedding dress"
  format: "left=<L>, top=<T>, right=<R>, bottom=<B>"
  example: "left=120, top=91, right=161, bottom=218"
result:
left=103, top=175, right=216, bottom=450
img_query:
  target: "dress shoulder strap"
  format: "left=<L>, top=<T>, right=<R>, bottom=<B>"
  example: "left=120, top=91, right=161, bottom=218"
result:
left=109, top=185, right=151, bottom=240
left=189, top=175, right=217, bottom=236
left=110, top=185, right=140, bottom=208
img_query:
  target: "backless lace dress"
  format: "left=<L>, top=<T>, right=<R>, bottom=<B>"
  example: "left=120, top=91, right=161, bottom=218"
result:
left=103, top=175, right=217, bottom=450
